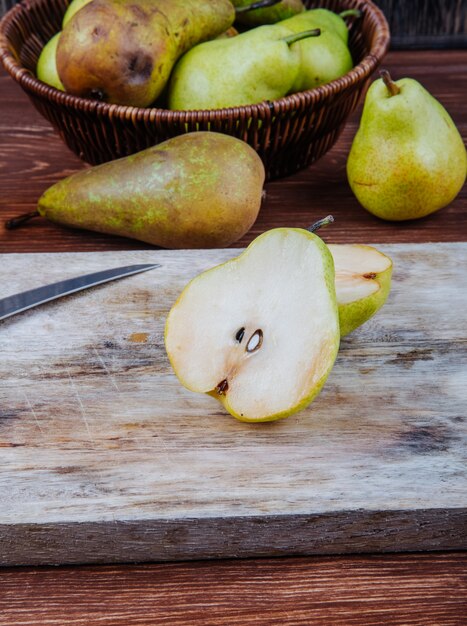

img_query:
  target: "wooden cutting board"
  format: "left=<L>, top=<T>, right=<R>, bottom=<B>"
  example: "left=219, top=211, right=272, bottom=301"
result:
left=0, top=243, right=466, bottom=566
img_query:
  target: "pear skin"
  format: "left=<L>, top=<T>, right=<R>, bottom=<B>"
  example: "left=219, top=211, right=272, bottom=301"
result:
left=56, top=0, right=235, bottom=106
left=347, top=74, right=467, bottom=221
left=62, top=0, right=94, bottom=27
left=36, top=33, right=65, bottom=91
left=37, top=132, right=265, bottom=248
left=284, top=8, right=353, bottom=43
left=288, top=29, right=353, bottom=92
left=232, top=0, right=304, bottom=26
left=278, top=10, right=354, bottom=91
left=168, top=25, right=318, bottom=110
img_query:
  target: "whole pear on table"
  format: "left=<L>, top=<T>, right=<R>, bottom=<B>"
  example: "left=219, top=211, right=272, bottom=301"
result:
left=347, top=71, right=467, bottom=220
left=165, top=218, right=392, bottom=423
left=36, top=132, right=265, bottom=248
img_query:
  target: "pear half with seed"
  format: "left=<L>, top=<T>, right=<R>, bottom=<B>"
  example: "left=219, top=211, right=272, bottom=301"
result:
left=165, top=228, right=340, bottom=423
left=330, top=244, right=392, bottom=337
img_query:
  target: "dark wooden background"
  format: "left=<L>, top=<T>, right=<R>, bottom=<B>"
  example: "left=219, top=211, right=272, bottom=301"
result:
left=1, top=49, right=466, bottom=624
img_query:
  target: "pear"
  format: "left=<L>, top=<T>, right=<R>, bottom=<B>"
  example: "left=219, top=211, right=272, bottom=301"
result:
left=347, top=71, right=467, bottom=221
left=165, top=227, right=340, bottom=422
left=56, top=0, right=236, bottom=106
left=62, top=0, right=94, bottom=27
left=278, top=11, right=354, bottom=91
left=288, top=8, right=360, bottom=44
left=329, top=244, right=392, bottom=336
left=232, top=0, right=304, bottom=26
left=36, top=33, right=65, bottom=91
left=168, top=25, right=320, bottom=110
left=35, top=133, right=265, bottom=248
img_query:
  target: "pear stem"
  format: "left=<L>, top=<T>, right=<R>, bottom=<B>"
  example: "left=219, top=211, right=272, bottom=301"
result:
left=307, top=215, right=334, bottom=233
left=5, top=210, right=40, bottom=230
left=339, top=9, right=362, bottom=19
left=380, top=70, right=400, bottom=96
left=235, top=0, right=281, bottom=14
left=283, top=28, right=321, bottom=46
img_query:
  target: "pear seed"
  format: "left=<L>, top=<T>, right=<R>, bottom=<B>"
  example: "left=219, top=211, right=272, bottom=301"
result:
left=216, top=379, right=229, bottom=395
left=235, top=327, right=245, bottom=343
left=246, top=329, right=263, bottom=353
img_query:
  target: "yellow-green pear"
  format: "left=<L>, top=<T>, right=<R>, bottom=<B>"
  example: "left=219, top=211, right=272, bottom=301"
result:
left=232, top=0, right=304, bottom=26
left=168, top=25, right=320, bottom=110
left=35, top=133, right=265, bottom=249
left=287, top=8, right=360, bottom=44
left=277, top=9, right=355, bottom=91
left=36, top=32, right=65, bottom=91
left=165, top=224, right=340, bottom=423
left=329, top=244, right=392, bottom=336
left=347, top=71, right=467, bottom=221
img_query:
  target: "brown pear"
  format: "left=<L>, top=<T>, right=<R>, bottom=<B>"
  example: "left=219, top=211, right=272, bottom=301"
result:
left=37, top=133, right=265, bottom=249
left=56, top=0, right=235, bottom=106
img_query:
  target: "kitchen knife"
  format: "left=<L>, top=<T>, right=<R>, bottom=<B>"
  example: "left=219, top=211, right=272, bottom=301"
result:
left=0, top=264, right=159, bottom=322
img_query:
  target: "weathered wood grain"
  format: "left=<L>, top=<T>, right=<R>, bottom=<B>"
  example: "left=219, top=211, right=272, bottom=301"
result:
left=0, top=243, right=466, bottom=565
left=1, top=553, right=466, bottom=626
left=1, top=50, right=467, bottom=253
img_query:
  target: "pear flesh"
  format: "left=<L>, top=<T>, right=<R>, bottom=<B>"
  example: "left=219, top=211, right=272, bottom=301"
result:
left=329, top=244, right=392, bottom=336
left=347, top=75, right=467, bottom=221
left=165, top=228, right=340, bottom=422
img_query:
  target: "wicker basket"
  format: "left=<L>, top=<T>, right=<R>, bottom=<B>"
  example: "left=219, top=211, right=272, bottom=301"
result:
left=0, top=0, right=389, bottom=179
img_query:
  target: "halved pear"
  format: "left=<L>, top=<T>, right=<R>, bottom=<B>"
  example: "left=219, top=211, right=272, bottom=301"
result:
left=329, top=244, right=392, bottom=337
left=165, top=228, right=340, bottom=423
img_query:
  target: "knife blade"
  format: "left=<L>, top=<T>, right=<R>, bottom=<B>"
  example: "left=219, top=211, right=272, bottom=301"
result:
left=0, top=264, right=160, bottom=322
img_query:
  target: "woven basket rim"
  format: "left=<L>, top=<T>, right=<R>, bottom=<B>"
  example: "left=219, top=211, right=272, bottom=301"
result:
left=0, top=0, right=390, bottom=120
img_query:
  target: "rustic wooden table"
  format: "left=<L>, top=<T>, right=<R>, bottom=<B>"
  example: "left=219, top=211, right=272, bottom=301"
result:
left=1, top=50, right=466, bottom=624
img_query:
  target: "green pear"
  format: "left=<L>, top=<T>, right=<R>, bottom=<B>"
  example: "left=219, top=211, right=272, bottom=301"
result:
left=347, top=71, right=467, bottom=221
left=56, top=0, right=236, bottom=106
left=329, top=244, right=392, bottom=336
left=232, top=0, right=304, bottom=26
left=62, top=0, right=94, bottom=27
left=165, top=227, right=340, bottom=422
left=36, top=32, right=65, bottom=91
left=286, top=8, right=360, bottom=44
left=168, top=25, right=320, bottom=110
left=278, top=11, right=354, bottom=91
left=36, top=133, right=265, bottom=248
